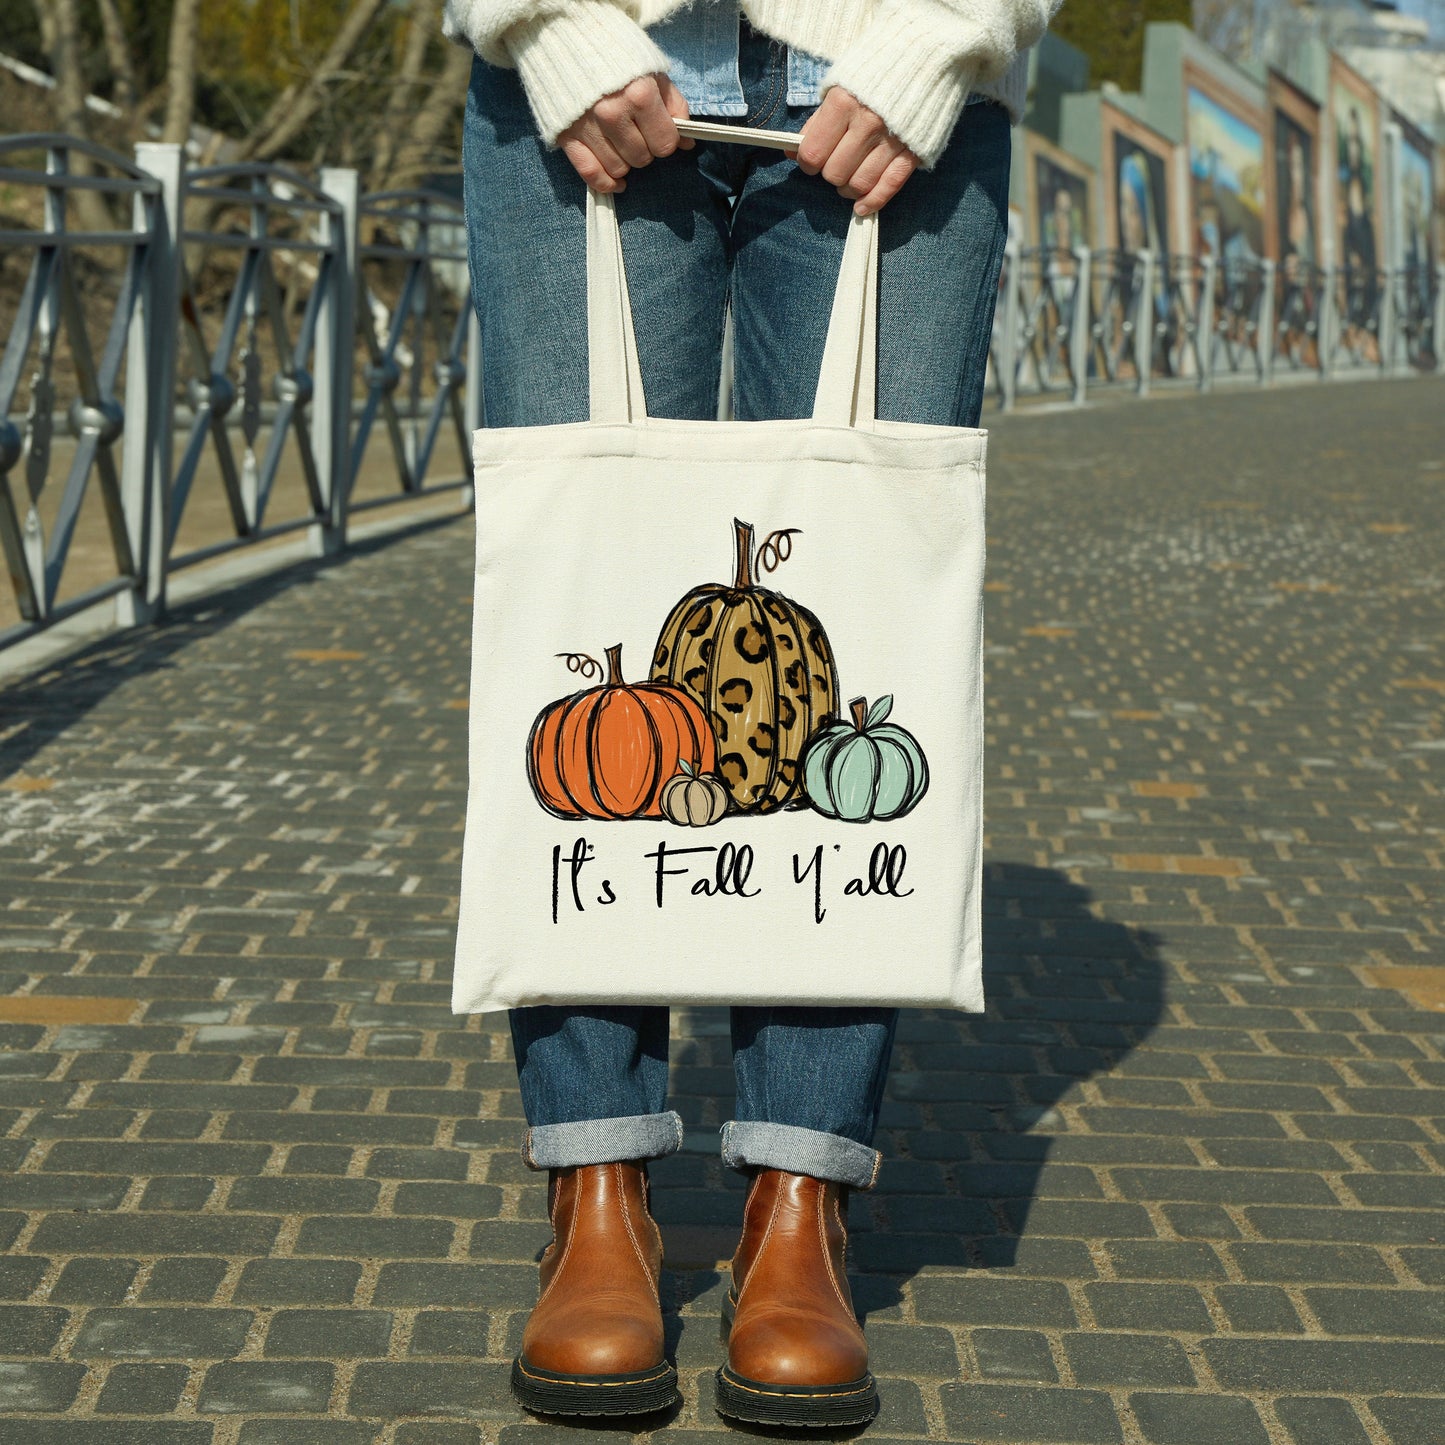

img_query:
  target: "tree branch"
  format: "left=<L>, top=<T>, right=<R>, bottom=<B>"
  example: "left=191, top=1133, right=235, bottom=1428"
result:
left=239, top=0, right=393, bottom=162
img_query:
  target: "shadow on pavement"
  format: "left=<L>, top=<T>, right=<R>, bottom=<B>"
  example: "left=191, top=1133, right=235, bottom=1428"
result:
left=851, top=858, right=1166, bottom=1305
left=0, top=510, right=466, bottom=785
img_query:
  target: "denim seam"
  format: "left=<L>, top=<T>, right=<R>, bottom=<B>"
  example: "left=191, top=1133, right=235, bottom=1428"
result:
left=745, top=42, right=787, bottom=128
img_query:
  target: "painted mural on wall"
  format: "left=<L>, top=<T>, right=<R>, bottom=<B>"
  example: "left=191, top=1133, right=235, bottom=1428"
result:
left=1396, top=116, right=1437, bottom=370
left=1185, top=70, right=1266, bottom=267
left=1330, top=58, right=1382, bottom=360
left=1268, top=73, right=1323, bottom=369
left=1030, top=138, right=1094, bottom=255
left=1100, top=103, right=1175, bottom=380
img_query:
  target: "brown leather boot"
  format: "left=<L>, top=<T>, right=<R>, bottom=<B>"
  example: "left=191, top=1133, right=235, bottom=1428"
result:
left=716, top=1168, right=878, bottom=1427
left=510, top=1160, right=679, bottom=1416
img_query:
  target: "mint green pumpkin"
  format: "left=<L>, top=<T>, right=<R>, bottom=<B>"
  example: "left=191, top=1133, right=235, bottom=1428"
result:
left=802, top=695, right=929, bottom=823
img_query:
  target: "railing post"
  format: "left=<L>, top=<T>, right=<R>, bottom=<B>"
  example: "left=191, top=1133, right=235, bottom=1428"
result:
left=1318, top=265, right=1335, bottom=379
left=998, top=242, right=1019, bottom=414
left=1134, top=250, right=1153, bottom=397
left=1377, top=268, right=1395, bottom=376
left=1258, top=260, right=1275, bottom=385
left=120, top=142, right=184, bottom=626
left=1070, top=246, right=1090, bottom=406
left=314, top=166, right=359, bottom=556
left=1435, top=265, right=1445, bottom=376
left=1197, top=255, right=1216, bottom=392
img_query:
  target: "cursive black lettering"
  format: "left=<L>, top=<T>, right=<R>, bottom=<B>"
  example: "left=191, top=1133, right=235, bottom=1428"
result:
left=792, top=845, right=827, bottom=925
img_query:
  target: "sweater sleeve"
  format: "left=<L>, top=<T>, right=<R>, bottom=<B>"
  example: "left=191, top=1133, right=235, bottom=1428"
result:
left=821, top=0, right=1064, bottom=168
left=443, top=0, right=672, bottom=145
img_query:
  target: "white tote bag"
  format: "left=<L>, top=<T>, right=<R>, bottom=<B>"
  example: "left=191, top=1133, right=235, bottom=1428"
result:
left=453, top=150, right=987, bottom=1014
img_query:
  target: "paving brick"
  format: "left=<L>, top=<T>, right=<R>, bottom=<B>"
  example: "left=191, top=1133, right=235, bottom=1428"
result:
left=0, top=1361, right=88, bottom=1412
left=1110, top=1167, right=1336, bottom=1205
left=95, top=1362, right=190, bottom=1414
left=50, top=1256, right=140, bottom=1303
left=392, top=1183, right=503, bottom=1217
left=264, top=1309, right=392, bottom=1358
left=227, top=1177, right=380, bottom=1214
left=1399, top=1249, right=1445, bottom=1286
left=1104, top=1241, right=1227, bottom=1280
left=1084, top=1283, right=1213, bottom=1332
left=940, top=1383, right=1123, bottom=1442
left=1274, top=1396, right=1374, bottom=1445
left=395, top=1428, right=485, bottom=1445
left=971, top=1236, right=1099, bottom=1277
left=1245, top=1206, right=1445, bottom=1246
left=365, top=1148, right=471, bottom=1180
left=237, top=1423, right=376, bottom=1444
left=1199, top=1138, right=1349, bottom=1171
left=1129, top=1392, right=1269, bottom=1445
left=235, top=1259, right=363, bottom=1306
left=198, top=1360, right=335, bottom=1413
left=294, top=1216, right=454, bottom=1258
left=970, top=1328, right=1058, bottom=1381
left=140, top=1257, right=230, bottom=1302
left=407, top=1310, right=490, bottom=1357
left=912, top=1277, right=1077, bottom=1328
left=1306, top=1286, right=1445, bottom=1337
left=1063, top=1333, right=1195, bottom=1387
left=1367, top=1397, right=1445, bottom=1445
left=0, top=1425, right=210, bottom=1443
left=0, top=1304, right=69, bottom=1354
left=1203, top=1338, right=1445, bottom=1392
left=30, top=1213, right=280, bottom=1257
left=347, top=1361, right=512, bottom=1418
left=72, top=1307, right=252, bottom=1359
left=373, top=1263, right=536, bottom=1307
left=1214, top=1284, right=1304, bottom=1333
left=0, top=1256, right=49, bottom=1299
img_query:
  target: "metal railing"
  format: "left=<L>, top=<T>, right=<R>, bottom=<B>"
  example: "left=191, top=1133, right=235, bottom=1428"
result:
left=992, top=243, right=1445, bottom=410
left=1, top=137, right=480, bottom=656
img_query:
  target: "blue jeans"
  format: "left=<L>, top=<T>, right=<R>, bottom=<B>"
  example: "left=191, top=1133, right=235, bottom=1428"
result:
left=462, top=18, right=1010, bottom=1190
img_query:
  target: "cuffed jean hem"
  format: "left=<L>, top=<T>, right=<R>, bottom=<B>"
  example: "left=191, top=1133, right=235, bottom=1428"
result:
left=720, top=1121, right=883, bottom=1191
left=520, top=1111, right=685, bottom=1171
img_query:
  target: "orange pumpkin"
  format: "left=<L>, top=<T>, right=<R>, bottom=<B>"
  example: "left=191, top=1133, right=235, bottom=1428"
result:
left=527, top=645, right=718, bottom=820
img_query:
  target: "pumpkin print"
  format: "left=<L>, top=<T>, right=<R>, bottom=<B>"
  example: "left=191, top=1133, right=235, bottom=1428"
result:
left=660, top=761, right=730, bottom=827
left=527, top=645, right=717, bottom=820
left=651, top=519, right=839, bottom=814
left=801, top=695, right=929, bottom=823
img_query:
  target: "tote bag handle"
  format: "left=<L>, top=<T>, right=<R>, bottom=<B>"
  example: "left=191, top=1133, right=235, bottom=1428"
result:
left=586, top=131, right=878, bottom=430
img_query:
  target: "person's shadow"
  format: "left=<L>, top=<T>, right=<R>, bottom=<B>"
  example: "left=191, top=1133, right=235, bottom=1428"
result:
left=655, top=858, right=1165, bottom=1436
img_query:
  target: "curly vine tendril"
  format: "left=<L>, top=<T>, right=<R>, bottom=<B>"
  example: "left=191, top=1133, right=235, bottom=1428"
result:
left=757, top=527, right=802, bottom=574
left=556, top=653, right=603, bottom=682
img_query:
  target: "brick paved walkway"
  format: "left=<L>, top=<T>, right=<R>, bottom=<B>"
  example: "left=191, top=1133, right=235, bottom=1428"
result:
left=1, top=377, right=1442, bottom=1445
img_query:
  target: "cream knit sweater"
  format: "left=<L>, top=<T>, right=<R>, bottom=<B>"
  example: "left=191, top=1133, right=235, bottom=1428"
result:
left=443, top=0, right=1062, bottom=169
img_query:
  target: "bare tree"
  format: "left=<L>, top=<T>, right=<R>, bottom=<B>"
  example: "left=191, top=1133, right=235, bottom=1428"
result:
left=384, top=41, right=471, bottom=193
left=36, top=0, right=115, bottom=228
left=372, top=0, right=443, bottom=190
left=45, top=0, right=91, bottom=139
left=95, top=0, right=139, bottom=119
left=239, top=0, right=393, bottom=161
left=162, top=0, right=203, bottom=145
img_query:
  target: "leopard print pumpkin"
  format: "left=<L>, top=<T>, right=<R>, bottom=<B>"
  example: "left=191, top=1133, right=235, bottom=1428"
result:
left=651, top=519, right=839, bottom=813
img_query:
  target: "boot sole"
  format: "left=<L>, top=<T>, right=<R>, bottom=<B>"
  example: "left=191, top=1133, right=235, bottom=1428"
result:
left=716, top=1292, right=879, bottom=1428
left=511, top=1355, right=679, bottom=1417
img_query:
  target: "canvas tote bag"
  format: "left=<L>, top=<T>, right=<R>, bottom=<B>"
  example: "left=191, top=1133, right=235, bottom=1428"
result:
left=453, top=134, right=987, bottom=1013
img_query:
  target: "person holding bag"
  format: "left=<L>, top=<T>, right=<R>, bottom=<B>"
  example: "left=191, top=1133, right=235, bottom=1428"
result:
left=446, top=0, right=1061, bottom=1428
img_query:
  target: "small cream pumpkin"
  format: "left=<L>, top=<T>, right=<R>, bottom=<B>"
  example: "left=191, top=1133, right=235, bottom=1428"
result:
left=660, top=760, right=729, bottom=827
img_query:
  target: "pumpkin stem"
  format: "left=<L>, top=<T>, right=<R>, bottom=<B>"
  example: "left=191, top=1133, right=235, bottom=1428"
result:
left=850, top=696, right=869, bottom=731
left=732, top=518, right=755, bottom=591
left=604, top=644, right=625, bottom=688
